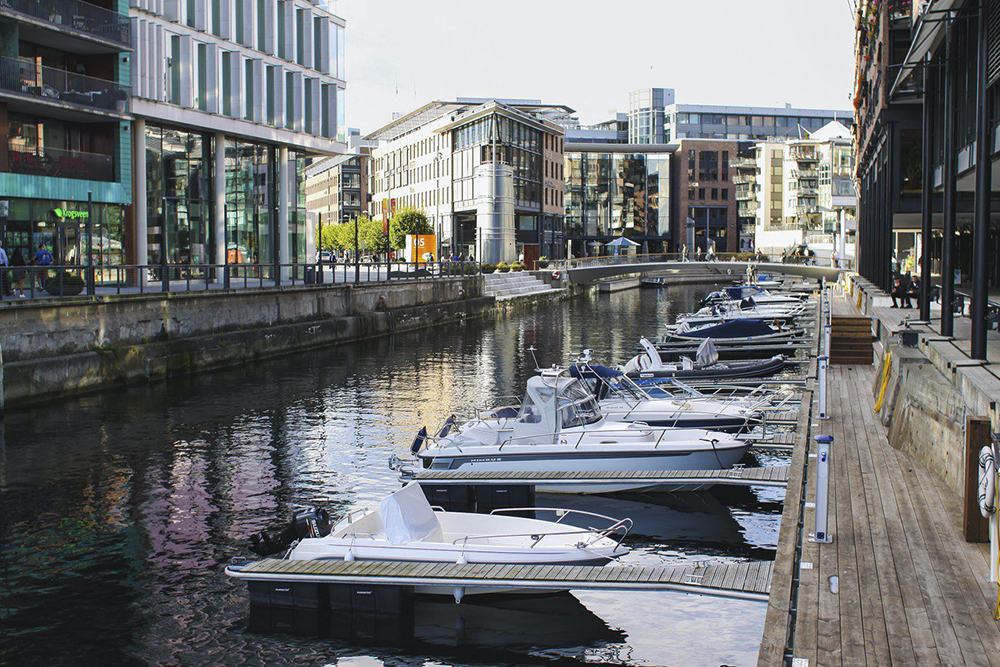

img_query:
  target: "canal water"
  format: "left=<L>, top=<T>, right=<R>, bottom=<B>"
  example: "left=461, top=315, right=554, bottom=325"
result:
left=0, top=284, right=788, bottom=666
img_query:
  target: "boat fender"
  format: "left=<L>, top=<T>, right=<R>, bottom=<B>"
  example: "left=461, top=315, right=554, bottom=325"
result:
left=980, top=446, right=997, bottom=518
left=551, top=270, right=561, bottom=281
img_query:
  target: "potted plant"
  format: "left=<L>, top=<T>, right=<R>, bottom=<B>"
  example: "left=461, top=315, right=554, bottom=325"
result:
left=481, top=263, right=497, bottom=274
left=537, top=256, right=549, bottom=269
left=511, top=261, right=524, bottom=272
left=497, top=262, right=511, bottom=273
left=44, top=272, right=85, bottom=296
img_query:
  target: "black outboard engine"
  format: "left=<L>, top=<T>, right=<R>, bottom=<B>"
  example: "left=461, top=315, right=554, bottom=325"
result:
left=248, top=506, right=332, bottom=557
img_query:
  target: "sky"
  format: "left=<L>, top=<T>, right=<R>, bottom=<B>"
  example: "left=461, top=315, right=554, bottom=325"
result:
left=329, top=0, right=857, bottom=134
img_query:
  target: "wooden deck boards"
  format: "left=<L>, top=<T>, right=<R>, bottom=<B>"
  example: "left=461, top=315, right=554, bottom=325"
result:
left=764, top=288, right=1000, bottom=666
left=231, top=557, right=774, bottom=598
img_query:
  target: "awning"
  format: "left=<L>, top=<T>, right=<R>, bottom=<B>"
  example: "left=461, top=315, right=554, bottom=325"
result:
left=889, top=0, right=965, bottom=99
left=605, top=236, right=640, bottom=247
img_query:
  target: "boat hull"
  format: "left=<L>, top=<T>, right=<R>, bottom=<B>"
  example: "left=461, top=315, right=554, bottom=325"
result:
left=626, top=356, right=786, bottom=382
left=421, top=445, right=748, bottom=493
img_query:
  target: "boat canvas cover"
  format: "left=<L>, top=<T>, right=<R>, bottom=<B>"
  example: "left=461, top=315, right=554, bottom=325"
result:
left=685, top=319, right=775, bottom=339
left=379, top=482, right=443, bottom=545
left=696, top=338, right=719, bottom=367
left=569, top=365, right=624, bottom=379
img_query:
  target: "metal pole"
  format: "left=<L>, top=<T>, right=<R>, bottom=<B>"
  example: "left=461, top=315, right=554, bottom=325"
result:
left=941, top=19, right=957, bottom=337
left=317, top=212, right=324, bottom=284
left=818, top=354, right=829, bottom=419
left=161, top=196, right=169, bottom=292
left=810, top=435, right=834, bottom=543
left=354, top=215, right=360, bottom=283
left=971, top=0, right=991, bottom=360
left=86, top=190, right=94, bottom=296
left=919, top=54, right=935, bottom=322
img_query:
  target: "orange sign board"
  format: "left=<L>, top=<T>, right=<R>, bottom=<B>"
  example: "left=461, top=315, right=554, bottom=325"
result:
left=407, top=234, right=437, bottom=262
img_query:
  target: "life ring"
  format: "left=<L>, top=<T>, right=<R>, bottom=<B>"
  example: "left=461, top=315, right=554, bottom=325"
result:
left=551, top=271, right=561, bottom=281
left=979, top=446, right=996, bottom=518
left=727, top=269, right=733, bottom=275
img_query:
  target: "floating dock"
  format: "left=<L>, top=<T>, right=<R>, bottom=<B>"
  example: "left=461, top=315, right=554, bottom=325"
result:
left=409, top=466, right=790, bottom=488
left=228, top=557, right=774, bottom=602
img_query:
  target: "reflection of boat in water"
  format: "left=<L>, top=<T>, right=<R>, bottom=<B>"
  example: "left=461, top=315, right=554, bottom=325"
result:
left=536, top=491, right=747, bottom=548
left=414, top=592, right=626, bottom=650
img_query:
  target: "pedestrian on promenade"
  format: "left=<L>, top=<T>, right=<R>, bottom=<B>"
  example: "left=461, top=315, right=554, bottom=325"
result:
left=11, top=247, right=26, bottom=297
left=0, top=240, right=10, bottom=298
left=33, top=243, right=53, bottom=289
left=707, top=243, right=716, bottom=262
left=681, top=244, right=688, bottom=262
left=755, top=248, right=764, bottom=263
left=697, top=246, right=705, bottom=262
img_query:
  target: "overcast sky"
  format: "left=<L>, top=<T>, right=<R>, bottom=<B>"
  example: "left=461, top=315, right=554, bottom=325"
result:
left=330, top=0, right=857, bottom=134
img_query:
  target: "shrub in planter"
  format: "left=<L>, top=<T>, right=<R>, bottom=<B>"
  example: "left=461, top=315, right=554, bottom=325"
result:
left=44, top=272, right=85, bottom=296
left=481, top=263, right=497, bottom=274
left=497, top=262, right=511, bottom=273
left=510, top=261, right=524, bottom=272
left=538, top=256, right=550, bottom=269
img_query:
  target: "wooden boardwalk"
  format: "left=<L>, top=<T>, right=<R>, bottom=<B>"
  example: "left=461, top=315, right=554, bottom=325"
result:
left=760, top=292, right=1000, bottom=665
left=409, top=466, right=790, bottom=488
left=229, top=557, right=774, bottom=601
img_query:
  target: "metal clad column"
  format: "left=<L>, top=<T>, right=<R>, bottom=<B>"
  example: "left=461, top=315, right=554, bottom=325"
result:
left=278, top=146, right=290, bottom=282
left=972, top=0, right=992, bottom=360
left=942, top=19, right=958, bottom=337
left=134, top=118, right=148, bottom=288
left=920, top=56, right=935, bottom=321
left=214, top=132, right=226, bottom=285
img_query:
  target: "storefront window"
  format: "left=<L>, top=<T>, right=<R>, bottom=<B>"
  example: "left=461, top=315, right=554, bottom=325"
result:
left=225, top=139, right=276, bottom=277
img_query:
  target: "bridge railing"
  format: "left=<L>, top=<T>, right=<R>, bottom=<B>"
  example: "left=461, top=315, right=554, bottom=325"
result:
left=550, top=252, right=851, bottom=271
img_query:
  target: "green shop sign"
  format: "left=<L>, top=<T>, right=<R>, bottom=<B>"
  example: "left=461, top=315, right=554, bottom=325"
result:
left=53, top=208, right=89, bottom=220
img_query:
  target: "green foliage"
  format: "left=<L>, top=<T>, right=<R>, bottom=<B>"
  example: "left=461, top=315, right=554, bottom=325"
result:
left=44, top=272, right=85, bottom=296
left=510, top=262, right=524, bottom=272
left=388, top=207, right=432, bottom=250
left=481, top=263, right=497, bottom=274
left=321, top=217, right=388, bottom=255
left=497, top=262, right=510, bottom=273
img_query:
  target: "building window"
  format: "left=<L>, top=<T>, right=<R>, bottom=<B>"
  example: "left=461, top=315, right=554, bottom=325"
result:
left=722, top=188, right=728, bottom=200
left=698, top=188, right=705, bottom=200
left=698, top=151, right=718, bottom=181
left=244, top=59, right=255, bottom=121
left=221, top=52, right=232, bottom=116
left=711, top=188, right=718, bottom=200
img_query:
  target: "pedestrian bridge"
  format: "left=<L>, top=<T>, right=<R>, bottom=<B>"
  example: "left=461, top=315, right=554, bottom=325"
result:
left=555, top=259, right=843, bottom=284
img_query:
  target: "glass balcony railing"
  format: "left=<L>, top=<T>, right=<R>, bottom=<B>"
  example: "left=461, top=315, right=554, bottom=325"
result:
left=0, top=56, right=130, bottom=115
left=8, top=143, right=114, bottom=181
left=0, top=0, right=130, bottom=47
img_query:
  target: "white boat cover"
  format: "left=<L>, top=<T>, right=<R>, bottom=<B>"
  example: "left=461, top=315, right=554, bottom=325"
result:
left=379, top=482, right=444, bottom=545
left=696, top=338, right=719, bottom=367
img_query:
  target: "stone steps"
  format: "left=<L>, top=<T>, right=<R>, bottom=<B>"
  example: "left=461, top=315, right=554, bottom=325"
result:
left=483, top=271, right=555, bottom=298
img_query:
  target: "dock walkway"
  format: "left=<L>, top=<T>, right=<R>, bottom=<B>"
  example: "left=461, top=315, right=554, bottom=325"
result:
left=760, top=293, right=1000, bottom=665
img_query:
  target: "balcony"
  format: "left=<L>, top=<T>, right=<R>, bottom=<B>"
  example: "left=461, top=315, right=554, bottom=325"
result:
left=0, top=0, right=130, bottom=50
left=792, top=168, right=818, bottom=179
left=730, top=157, right=756, bottom=169
left=798, top=185, right=819, bottom=195
left=791, top=151, right=818, bottom=163
left=735, top=188, right=756, bottom=202
left=8, top=143, right=113, bottom=181
left=796, top=204, right=819, bottom=216
left=738, top=201, right=759, bottom=216
left=0, top=57, right=129, bottom=119
left=731, top=173, right=756, bottom=184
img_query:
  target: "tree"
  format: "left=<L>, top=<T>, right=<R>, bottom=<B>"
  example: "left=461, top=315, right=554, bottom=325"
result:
left=388, top=207, right=432, bottom=250
left=358, top=217, right=389, bottom=255
left=320, top=224, right=342, bottom=252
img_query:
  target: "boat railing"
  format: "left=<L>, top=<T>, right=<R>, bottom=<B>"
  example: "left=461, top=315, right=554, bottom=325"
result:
left=453, top=511, right=633, bottom=549
left=496, top=426, right=657, bottom=451
left=493, top=508, right=634, bottom=543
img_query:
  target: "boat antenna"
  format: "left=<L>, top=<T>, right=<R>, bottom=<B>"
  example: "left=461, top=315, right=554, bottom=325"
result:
left=527, top=345, right=540, bottom=371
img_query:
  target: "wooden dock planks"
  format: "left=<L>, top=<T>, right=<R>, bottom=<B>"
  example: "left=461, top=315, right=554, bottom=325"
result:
left=763, top=289, right=1000, bottom=666
left=411, top=466, right=789, bottom=488
left=232, top=557, right=773, bottom=598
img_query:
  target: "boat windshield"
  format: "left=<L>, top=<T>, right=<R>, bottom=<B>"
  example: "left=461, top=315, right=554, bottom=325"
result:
left=517, top=386, right=553, bottom=424
left=558, top=380, right=602, bottom=428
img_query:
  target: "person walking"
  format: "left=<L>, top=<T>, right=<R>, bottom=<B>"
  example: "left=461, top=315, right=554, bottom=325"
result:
left=706, top=243, right=716, bottom=262
left=0, top=240, right=9, bottom=298
left=33, top=243, right=53, bottom=289
left=11, top=247, right=26, bottom=297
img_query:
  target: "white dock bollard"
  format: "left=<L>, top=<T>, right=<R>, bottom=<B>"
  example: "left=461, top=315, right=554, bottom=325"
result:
left=818, top=354, right=829, bottom=420
left=810, top=435, right=834, bottom=543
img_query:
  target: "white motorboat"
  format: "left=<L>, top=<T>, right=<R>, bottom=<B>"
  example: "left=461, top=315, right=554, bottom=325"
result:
left=675, top=298, right=808, bottom=328
left=405, top=370, right=748, bottom=493
left=566, top=362, right=762, bottom=431
left=620, top=337, right=787, bottom=382
left=701, top=285, right=807, bottom=307
left=277, top=483, right=631, bottom=596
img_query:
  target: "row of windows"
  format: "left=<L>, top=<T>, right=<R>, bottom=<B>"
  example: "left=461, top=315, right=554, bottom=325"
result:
left=674, top=114, right=835, bottom=130
left=687, top=188, right=729, bottom=201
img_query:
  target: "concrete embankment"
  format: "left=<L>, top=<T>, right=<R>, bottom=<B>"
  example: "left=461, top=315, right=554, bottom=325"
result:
left=0, top=278, right=489, bottom=408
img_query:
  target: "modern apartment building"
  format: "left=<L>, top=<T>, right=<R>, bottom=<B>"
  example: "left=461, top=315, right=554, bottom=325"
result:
left=626, top=88, right=851, bottom=143
left=749, top=122, right=856, bottom=260
left=0, top=0, right=132, bottom=274
left=672, top=139, right=741, bottom=253
left=305, top=128, right=373, bottom=226
left=367, top=99, right=571, bottom=263
left=129, top=0, right=346, bottom=279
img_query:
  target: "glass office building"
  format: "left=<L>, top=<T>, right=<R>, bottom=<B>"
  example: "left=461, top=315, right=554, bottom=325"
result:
left=564, top=151, right=670, bottom=257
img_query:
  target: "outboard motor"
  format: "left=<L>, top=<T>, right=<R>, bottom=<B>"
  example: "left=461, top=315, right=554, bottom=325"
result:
left=248, top=506, right=332, bottom=557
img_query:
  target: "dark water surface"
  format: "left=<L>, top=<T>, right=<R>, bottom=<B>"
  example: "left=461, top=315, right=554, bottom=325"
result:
left=0, top=285, right=786, bottom=666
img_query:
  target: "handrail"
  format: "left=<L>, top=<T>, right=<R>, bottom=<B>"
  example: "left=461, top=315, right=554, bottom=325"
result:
left=0, top=55, right=130, bottom=114
left=0, top=0, right=131, bottom=46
